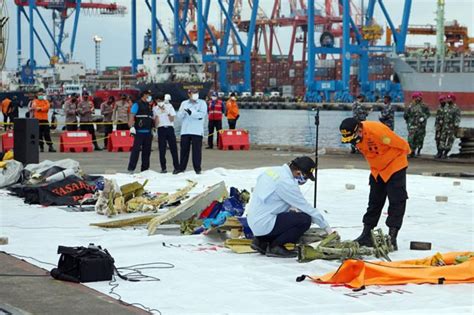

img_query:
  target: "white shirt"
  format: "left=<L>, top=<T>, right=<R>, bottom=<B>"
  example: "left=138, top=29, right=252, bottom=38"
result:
left=177, top=99, right=207, bottom=136
left=153, top=102, right=176, bottom=127
left=246, top=164, right=330, bottom=236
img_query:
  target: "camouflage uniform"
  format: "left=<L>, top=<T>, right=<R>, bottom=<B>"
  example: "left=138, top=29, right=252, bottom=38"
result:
left=403, top=100, right=430, bottom=155
left=435, top=102, right=461, bottom=156
left=352, top=101, right=369, bottom=122
left=379, top=103, right=395, bottom=130
left=351, top=101, right=369, bottom=153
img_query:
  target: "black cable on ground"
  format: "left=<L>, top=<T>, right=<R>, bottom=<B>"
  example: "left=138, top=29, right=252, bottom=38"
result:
left=110, top=262, right=175, bottom=315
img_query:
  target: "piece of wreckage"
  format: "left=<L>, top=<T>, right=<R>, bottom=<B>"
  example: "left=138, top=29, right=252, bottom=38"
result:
left=297, top=229, right=395, bottom=262
left=92, top=179, right=198, bottom=219
left=6, top=159, right=101, bottom=206
left=91, top=181, right=231, bottom=231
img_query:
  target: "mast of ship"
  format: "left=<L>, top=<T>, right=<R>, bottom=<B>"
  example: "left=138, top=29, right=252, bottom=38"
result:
left=436, top=0, right=445, bottom=72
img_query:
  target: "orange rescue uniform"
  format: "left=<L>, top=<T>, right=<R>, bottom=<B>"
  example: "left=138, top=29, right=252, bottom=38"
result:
left=356, top=121, right=411, bottom=182
left=32, top=99, right=51, bottom=120
left=225, top=99, right=239, bottom=120
left=1, top=98, right=11, bottom=114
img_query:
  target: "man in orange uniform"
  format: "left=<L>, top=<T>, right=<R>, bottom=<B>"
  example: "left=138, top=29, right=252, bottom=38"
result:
left=1, top=97, right=11, bottom=129
left=32, top=89, right=56, bottom=152
left=225, top=92, right=240, bottom=129
left=339, top=117, right=410, bottom=250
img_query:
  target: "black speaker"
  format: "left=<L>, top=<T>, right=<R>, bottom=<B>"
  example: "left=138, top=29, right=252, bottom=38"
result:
left=14, top=118, right=39, bottom=165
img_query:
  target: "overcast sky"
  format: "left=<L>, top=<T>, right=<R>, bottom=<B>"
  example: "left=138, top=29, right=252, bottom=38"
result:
left=5, top=0, right=474, bottom=70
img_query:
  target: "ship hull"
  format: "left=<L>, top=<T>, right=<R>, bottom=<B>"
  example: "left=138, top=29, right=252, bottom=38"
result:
left=392, top=58, right=474, bottom=113
left=136, top=82, right=213, bottom=106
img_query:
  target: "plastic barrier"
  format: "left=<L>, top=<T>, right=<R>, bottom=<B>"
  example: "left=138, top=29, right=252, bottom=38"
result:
left=107, top=130, right=134, bottom=152
left=60, top=131, right=93, bottom=153
left=218, top=129, right=250, bottom=151
left=1, top=131, right=13, bottom=152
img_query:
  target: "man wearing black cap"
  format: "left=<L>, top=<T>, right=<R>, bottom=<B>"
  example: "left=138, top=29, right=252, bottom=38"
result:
left=127, top=90, right=154, bottom=173
left=246, top=156, right=333, bottom=258
left=339, top=117, right=410, bottom=250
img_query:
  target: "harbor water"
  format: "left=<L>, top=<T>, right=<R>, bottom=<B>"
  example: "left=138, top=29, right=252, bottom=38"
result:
left=19, top=108, right=474, bottom=155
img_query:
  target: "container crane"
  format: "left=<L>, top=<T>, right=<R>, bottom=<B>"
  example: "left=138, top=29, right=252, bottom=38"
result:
left=14, top=0, right=126, bottom=83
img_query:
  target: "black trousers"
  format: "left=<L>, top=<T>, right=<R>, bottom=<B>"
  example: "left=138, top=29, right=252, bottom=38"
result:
left=208, top=120, right=222, bottom=148
left=228, top=119, right=237, bottom=129
left=363, top=168, right=408, bottom=230
left=179, top=134, right=202, bottom=172
left=38, top=120, right=53, bottom=149
left=158, top=126, right=179, bottom=171
left=66, top=123, right=78, bottom=131
left=257, top=212, right=312, bottom=247
left=103, top=124, right=113, bottom=147
left=80, top=123, right=99, bottom=148
left=127, top=133, right=153, bottom=172
left=116, top=123, right=129, bottom=131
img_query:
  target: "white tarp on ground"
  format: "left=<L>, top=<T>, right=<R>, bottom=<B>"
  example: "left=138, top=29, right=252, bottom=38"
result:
left=1, top=168, right=473, bottom=314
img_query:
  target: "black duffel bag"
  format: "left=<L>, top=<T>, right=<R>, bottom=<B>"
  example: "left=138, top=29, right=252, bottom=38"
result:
left=50, top=244, right=115, bottom=283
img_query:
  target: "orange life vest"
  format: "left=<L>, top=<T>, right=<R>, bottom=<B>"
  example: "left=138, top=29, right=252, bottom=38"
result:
left=32, top=99, right=50, bottom=120
left=356, top=121, right=411, bottom=182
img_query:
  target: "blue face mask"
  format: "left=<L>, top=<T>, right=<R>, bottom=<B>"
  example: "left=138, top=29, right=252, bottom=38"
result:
left=295, top=174, right=307, bottom=185
left=146, top=96, right=152, bottom=102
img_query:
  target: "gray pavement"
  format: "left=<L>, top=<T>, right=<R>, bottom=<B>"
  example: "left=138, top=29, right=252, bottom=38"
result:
left=0, top=252, right=148, bottom=315
left=39, top=142, right=473, bottom=176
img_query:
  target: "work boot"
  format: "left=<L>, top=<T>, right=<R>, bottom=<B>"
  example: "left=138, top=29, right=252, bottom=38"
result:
left=416, top=148, right=421, bottom=157
left=172, top=169, right=182, bottom=175
left=435, top=150, right=443, bottom=159
left=354, top=225, right=374, bottom=247
left=94, top=146, right=103, bottom=151
left=160, top=170, right=167, bottom=174
left=250, top=238, right=268, bottom=255
left=442, top=150, right=449, bottom=159
left=388, top=227, right=399, bottom=251
left=266, top=245, right=297, bottom=258
left=48, top=145, right=56, bottom=153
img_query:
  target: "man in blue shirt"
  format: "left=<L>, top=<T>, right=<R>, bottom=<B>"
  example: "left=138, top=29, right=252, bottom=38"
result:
left=127, top=90, right=154, bottom=173
left=246, top=156, right=333, bottom=258
left=176, top=88, right=207, bottom=174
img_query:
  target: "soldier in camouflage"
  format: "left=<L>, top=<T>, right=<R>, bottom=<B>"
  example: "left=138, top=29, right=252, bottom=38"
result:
left=352, top=94, right=369, bottom=122
left=379, top=95, right=395, bottom=130
left=435, top=94, right=461, bottom=159
left=351, top=95, right=369, bottom=153
left=403, top=92, right=430, bottom=157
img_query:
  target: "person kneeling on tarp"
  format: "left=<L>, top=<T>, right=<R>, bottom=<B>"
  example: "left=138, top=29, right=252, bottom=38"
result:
left=246, top=157, right=333, bottom=258
left=339, top=117, right=410, bottom=250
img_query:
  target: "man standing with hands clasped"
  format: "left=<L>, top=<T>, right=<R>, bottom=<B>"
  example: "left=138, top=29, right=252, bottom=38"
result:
left=153, top=93, right=180, bottom=174
left=176, top=88, right=207, bottom=174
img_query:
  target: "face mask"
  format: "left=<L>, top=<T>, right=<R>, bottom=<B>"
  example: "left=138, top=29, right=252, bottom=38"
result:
left=146, top=96, right=152, bottom=102
left=191, top=93, right=199, bottom=101
left=211, top=96, right=217, bottom=101
left=231, top=96, right=236, bottom=101
left=38, top=95, right=45, bottom=100
left=295, top=174, right=307, bottom=185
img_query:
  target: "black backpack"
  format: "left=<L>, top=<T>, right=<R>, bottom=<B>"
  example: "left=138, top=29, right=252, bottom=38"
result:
left=50, top=244, right=114, bottom=283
